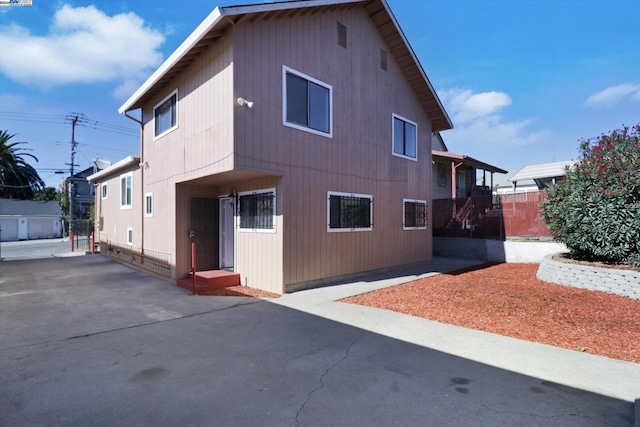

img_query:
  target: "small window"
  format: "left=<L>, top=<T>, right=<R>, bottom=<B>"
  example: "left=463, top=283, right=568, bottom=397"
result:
left=154, top=90, right=178, bottom=138
left=283, top=66, right=332, bottom=137
left=145, top=193, right=153, bottom=217
left=126, top=227, right=134, bottom=245
left=403, top=199, right=427, bottom=230
left=437, top=163, right=446, bottom=187
left=239, top=188, right=275, bottom=232
left=392, top=114, right=417, bottom=160
left=120, top=172, right=132, bottom=209
left=101, top=183, right=108, bottom=199
left=328, top=191, right=372, bottom=232
left=380, top=49, right=387, bottom=71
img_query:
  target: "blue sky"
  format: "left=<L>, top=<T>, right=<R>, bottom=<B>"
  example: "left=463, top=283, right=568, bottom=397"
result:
left=1, top=0, right=638, bottom=189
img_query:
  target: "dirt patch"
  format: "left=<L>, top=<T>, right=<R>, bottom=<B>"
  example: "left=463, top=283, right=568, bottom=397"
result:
left=199, top=286, right=280, bottom=299
left=342, top=263, right=640, bottom=364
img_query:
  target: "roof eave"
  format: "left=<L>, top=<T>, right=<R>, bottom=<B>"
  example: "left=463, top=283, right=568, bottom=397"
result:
left=87, top=156, right=140, bottom=183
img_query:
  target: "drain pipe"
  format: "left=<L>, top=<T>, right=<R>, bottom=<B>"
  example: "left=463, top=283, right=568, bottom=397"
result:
left=123, top=110, right=145, bottom=258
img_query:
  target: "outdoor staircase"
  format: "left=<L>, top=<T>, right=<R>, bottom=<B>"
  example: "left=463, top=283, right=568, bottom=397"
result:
left=177, top=270, right=241, bottom=294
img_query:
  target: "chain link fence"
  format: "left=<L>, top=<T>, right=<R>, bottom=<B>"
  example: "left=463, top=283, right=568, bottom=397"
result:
left=433, top=191, right=553, bottom=240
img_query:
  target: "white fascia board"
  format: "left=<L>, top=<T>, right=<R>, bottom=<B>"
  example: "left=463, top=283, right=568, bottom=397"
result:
left=87, top=156, right=140, bottom=183
left=118, top=7, right=224, bottom=114
left=378, top=0, right=453, bottom=130
left=221, top=0, right=361, bottom=15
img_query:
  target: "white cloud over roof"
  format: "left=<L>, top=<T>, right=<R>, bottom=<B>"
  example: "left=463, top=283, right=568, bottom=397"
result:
left=0, top=5, right=165, bottom=97
left=584, top=83, right=640, bottom=107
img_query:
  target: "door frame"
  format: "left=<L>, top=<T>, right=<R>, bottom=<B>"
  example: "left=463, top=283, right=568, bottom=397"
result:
left=218, top=196, right=235, bottom=270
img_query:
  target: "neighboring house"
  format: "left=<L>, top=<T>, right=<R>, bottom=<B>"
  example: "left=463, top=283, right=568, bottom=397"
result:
left=508, top=161, right=576, bottom=192
left=431, top=133, right=507, bottom=200
left=88, top=0, right=452, bottom=294
left=0, top=199, right=63, bottom=241
left=492, top=171, right=538, bottom=195
left=65, top=162, right=110, bottom=219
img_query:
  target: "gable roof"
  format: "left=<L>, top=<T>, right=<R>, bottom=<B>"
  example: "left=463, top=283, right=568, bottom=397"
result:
left=508, top=160, right=576, bottom=182
left=118, top=0, right=452, bottom=132
left=432, top=150, right=508, bottom=174
left=0, top=199, right=62, bottom=217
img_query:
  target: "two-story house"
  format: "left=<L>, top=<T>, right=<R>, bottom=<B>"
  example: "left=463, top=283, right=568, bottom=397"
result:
left=88, top=0, right=452, bottom=294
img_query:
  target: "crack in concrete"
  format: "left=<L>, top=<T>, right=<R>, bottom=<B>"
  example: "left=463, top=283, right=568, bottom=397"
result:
left=0, top=298, right=267, bottom=353
left=294, top=335, right=361, bottom=427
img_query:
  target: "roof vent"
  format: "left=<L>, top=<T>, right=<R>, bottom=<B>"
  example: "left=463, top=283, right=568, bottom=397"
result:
left=337, top=22, right=347, bottom=48
left=380, top=49, right=387, bottom=71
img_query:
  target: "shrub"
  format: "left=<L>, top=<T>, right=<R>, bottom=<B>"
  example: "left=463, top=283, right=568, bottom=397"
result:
left=541, top=124, right=640, bottom=266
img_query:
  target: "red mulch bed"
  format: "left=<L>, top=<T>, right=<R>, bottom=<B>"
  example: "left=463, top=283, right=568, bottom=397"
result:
left=342, top=263, right=640, bottom=364
left=198, top=286, right=280, bottom=298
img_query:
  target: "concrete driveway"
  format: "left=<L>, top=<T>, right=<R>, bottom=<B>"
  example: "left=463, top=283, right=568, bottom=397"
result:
left=0, top=256, right=634, bottom=426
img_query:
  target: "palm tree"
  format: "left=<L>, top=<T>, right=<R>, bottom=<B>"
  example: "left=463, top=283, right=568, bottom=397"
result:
left=0, top=130, right=45, bottom=199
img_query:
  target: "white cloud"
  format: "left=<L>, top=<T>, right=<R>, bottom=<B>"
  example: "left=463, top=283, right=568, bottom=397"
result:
left=0, top=5, right=165, bottom=97
left=584, top=83, right=640, bottom=107
left=439, top=87, right=547, bottom=149
left=440, top=88, right=511, bottom=124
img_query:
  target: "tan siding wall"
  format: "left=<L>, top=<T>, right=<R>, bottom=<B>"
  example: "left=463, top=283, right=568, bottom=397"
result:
left=233, top=8, right=433, bottom=290
left=95, top=167, right=141, bottom=249
left=233, top=176, right=283, bottom=294
left=432, top=161, right=452, bottom=200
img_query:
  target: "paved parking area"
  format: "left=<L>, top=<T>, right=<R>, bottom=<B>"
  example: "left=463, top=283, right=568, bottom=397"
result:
left=0, top=256, right=634, bottom=426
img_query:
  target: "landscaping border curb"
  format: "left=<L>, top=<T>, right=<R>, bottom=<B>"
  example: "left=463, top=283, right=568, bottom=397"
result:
left=537, top=254, right=640, bottom=300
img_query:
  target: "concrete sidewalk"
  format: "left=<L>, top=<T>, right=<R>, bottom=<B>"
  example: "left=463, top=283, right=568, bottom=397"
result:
left=275, top=257, right=640, bottom=403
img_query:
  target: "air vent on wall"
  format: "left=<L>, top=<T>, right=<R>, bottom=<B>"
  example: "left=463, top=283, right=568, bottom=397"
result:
left=380, top=49, right=387, bottom=71
left=337, top=22, right=347, bottom=48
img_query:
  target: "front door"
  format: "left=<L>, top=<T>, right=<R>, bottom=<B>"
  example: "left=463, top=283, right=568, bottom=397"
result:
left=219, top=197, right=235, bottom=270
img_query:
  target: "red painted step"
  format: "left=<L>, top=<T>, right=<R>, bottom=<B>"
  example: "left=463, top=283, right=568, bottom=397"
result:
left=176, top=270, right=240, bottom=294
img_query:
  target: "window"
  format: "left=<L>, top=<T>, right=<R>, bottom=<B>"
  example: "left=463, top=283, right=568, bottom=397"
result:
left=403, top=199, right=427, bottom=230
left=154, top=90, right=178, bottom=138
left=392, top=114, right=417, bottom=160
left=120, top=172, right=132, bottom=209
left=239, top=188, right=275, bottom=232
left=101, top=183, right=108, bottom=199
left=437, top=163, right=446, bottom=187
left=283, top=66, right=332, bottom=137
left=145, top=193, right=153, bottom=217
left=127, top=227, right=134, bottom=245
left=328, top=191, right=372, bottom=232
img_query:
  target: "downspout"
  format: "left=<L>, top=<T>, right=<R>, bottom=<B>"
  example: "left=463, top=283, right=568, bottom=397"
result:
left=123, top=110, right=145, bottom=256
left=451, top=161, right=463, bottom=199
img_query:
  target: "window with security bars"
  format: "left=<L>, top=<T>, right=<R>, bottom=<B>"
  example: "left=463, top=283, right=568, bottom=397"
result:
left=404, top=199, right=427, bottom=229
left=328, top=192, right=372, bottom=231
left=239, top=190, right=275, bottom=230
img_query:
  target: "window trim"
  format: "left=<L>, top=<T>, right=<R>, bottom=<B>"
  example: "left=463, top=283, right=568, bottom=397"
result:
left=145, top=192, right=153, bottom=217
left=238, top=187, right=276, bottom=234
left=327, top=191, right=373, bottom=233
left=101, top=183, right=108, bottom=200
left=153, top=89, right=178, bottom=140
left=120, top=172, right=133, bottom=210
left=126, top=227, right=134, bottom=245
left=282, top=65, right=333, bottom=138
left=403, top=198, right=428, bottom=230
left=392, top=113, right=418, bottom=161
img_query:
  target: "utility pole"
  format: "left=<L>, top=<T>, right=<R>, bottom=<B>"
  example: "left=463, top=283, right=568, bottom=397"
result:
left=66, top=113, right=84, bottom=251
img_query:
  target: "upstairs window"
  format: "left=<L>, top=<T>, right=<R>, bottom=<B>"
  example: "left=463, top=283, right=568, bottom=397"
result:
left=283, top=66, right=332, bottom=137
left=154, top=90, right=178, bottom=138
left=328, top=191, right=372, bottom=232
left=239, top=189, right=275, bottom=232
left=403, top=199, right=427, bottom=230
left=392, top=114, right=417, bottom=160
left=120, top=172, right=132, bottom=209
left=101, top=184, right=107, bottom=199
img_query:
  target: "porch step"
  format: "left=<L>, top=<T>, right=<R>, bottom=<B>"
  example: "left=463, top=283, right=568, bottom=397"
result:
left=177, top=270, right=241, bottom=294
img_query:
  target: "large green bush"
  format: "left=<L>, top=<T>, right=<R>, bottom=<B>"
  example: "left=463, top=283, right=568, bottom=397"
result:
left=541, top=124, right=640, bottom=266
